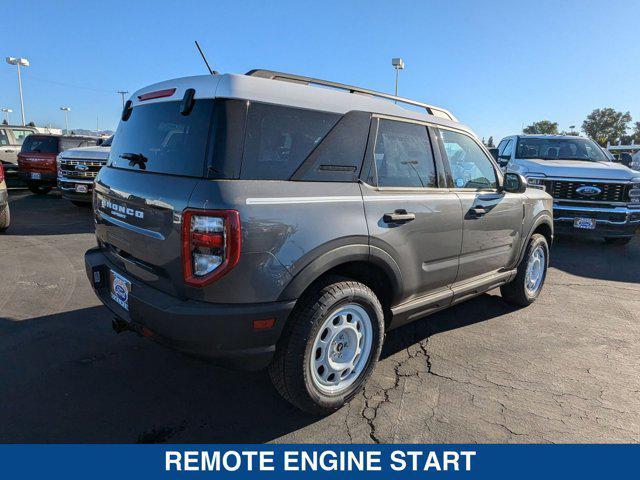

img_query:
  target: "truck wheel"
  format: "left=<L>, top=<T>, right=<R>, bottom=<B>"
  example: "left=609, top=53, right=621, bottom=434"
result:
left=28, top=184, right=52, bottom=195
left=501, top=233, right=549, bottom=307
left=604, top=237, right=632, bottom=246
left=269, top=276, right=384, bottom=415
left=0, top=204, right=9, bottom=232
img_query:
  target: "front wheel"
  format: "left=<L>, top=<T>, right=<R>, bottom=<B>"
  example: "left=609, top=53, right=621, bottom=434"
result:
left=501, top=233, right=549, bottom=307
left=604, top=237, right=633, bottom=246
left=269, top=277, right=384, bottom=415
left=0, top=204, right=9, bottom=232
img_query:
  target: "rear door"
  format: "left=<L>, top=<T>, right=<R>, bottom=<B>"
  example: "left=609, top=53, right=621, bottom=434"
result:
left=95, top=96, right=216, bottom=297
left=361, top=116, right=463, bottom=305
left=435, top=128, right=524, bottom=284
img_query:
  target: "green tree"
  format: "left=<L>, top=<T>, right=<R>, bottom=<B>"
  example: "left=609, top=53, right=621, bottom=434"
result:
left=632, top=122, right=640, bottom=143
left=581, top=108, right=631, bottom=146
left=486, top=136, right=495, bottom=147
left=523, top=120, right=559, bottom=135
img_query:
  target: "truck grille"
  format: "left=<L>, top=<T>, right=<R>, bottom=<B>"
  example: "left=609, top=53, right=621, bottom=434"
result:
left=543, top=179, right=630, bottom=203
left=58, top=158, right=105, bottom=179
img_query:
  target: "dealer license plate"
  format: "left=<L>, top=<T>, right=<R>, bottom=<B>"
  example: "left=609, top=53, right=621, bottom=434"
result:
left=109, top=270, right=131, bottom=311
left=75, top=184, right=88, bottom=193
left=573, top=218, right=596, bottom=230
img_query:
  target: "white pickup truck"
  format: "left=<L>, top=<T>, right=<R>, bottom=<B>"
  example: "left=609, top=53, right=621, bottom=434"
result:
left=497, top=135, right=640, bottom=245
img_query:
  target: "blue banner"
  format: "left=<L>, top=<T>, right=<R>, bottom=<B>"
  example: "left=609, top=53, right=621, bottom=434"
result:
left=0, top=444, right=637, bottom=479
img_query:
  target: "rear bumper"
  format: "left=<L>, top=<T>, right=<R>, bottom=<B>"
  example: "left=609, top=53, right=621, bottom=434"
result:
left=19, top=171, right=57, bottom=186
left=58, top=178, right=93, bottom=202
left=84, top=247, right=295, bottom=370
left=554, top=203, right=640, bottom=238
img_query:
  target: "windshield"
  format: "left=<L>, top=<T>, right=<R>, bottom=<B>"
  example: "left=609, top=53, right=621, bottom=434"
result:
left=516, top=137, right=607, bottom=162
left=21, top=135, right=59, bottom=154
left=101, top=136, right=113, bottom=147
left=109, top=100, right=214, bottom=177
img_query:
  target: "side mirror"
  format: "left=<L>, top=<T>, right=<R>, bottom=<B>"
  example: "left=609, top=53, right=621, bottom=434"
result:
left=488, top=148, right=499, bottom=161
left=503, top=172, right=527, bottom=193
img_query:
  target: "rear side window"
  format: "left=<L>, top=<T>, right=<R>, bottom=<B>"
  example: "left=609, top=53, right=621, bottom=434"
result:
left=373, top=119, right=437, bottom=188
left=0, top=130, right=9, bottom=147
left=241, top=103, right=340, bottom=180
left=11, top=129, right=33, bottom=145
left=109, top=100, right=214, bottom=177
left=21, top=136, right=59, bottom=154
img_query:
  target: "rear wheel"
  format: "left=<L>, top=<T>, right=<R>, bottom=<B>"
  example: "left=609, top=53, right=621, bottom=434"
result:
left=0, top=204, right=10, bottom=232
left=604, top=236, right=633, bottom=246
left=28, top=184, right=52, bottom=195
left=501, top=233, right=549, bottom=307
left=269, top=277, right=384, bottom=415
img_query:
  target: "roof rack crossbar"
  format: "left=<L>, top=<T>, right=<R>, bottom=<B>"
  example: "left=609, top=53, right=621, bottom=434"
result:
left=245, top=69, right=456, bottom=121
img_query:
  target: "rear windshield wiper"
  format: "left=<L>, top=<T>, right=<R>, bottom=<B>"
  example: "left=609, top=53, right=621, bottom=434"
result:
left=120, top=152, right=148, bottom=170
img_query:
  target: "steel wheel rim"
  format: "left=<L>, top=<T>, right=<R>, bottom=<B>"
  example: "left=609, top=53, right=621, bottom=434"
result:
left=525, top=245, right=545, bottom=294
left=310, top=304, right=373, bottom=395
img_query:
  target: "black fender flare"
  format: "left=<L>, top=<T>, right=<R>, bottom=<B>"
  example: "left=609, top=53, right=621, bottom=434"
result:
left=278, top=243, right=403, bottom=303
left=516, top=211, right=554, bottom=265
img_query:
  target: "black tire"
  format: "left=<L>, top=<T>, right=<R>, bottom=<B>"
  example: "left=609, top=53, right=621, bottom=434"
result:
left=501, top=233, right=549, bottom=307
left=604, top=237, right=633, bottom=246
left=71, top=200, right=90, bottom=207
left=28, top=184, right=52, bottom=195
left=268, top=276, right=384, bottom=415
left=0, top=204, right=9, bottom=232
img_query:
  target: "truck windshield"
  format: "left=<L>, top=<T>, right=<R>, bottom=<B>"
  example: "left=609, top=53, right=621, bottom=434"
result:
left=516, top=137, right=607, bottom=162
left=109, top=100, right=214, bottom=177
left=21, top=136, right=59, bottom=154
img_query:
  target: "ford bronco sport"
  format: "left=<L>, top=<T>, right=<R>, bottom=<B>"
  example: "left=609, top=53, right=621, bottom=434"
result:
left=85, top=70, right=553, bottom=414
left=497, top=135, right=640, bottom=245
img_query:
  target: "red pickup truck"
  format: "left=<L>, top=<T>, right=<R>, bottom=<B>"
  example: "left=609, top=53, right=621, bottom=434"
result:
left=18, top=134, right=98, bottom=195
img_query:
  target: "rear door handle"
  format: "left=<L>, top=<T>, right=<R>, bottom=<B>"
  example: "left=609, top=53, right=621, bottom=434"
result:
left=383, top=209, right=416, bottom=223
left=469, top=207, right=488, bottom=217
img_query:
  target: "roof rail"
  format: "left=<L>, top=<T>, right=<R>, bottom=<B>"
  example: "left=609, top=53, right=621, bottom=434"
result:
left=245, top=69, right=456, bottom=121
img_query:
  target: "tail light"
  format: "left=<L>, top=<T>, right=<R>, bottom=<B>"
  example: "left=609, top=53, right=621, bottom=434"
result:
left=182, top=209, right=241, bottom=287
left=0, top=163, right=4, bottom=183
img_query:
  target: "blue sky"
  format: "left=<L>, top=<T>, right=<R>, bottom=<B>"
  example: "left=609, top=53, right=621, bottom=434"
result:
left=2, top=0, right=638, bottom=141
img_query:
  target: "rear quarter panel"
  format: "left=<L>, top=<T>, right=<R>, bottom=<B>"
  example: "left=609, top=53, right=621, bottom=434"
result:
left=188, top=180, right=368, bottom=303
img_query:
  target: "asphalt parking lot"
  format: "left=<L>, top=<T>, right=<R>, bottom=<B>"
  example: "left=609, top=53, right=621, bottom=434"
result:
left=1, top=189, right=639, bottom=443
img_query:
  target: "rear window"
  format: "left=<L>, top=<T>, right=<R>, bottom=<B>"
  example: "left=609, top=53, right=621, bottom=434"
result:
left=61, top=137, right=98, bottom=151
left=21, top=136, right=59, bottom=154
left=109, top=100, right=214, bottom=177
left=241, top=103, right=340, bottom=180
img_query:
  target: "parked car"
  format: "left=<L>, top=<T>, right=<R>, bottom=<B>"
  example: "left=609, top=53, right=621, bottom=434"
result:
left=85, top=70, right=553, bottom=414
left=0, top=124, right=39, bottom=187
left=0, top=162, right=9, bottom=231
left=497, top=134, right=640, bottom=244
left=58, top=136, right=112, bottom=206
left=18, top=134, right=99, bottom=195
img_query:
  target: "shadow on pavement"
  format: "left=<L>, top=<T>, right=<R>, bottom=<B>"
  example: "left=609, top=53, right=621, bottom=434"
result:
left=549, top=234, right=639, bottom=284
left=0, top=306, right=316, bottom=443
left=4, top=190, right=94, bottom=236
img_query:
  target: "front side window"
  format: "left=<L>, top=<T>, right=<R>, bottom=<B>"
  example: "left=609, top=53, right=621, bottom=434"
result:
left=439, top=129, right=497, bottom=190
left=516, top=137, right=607, bottom=162
left=373, top=119, right=437, bottom=188
left=501, top=139, right=514, bottom=157
left=241, top=103, right=340, bottom=180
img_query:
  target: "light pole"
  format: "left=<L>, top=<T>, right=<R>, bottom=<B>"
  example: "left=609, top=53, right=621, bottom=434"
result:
left=1, top=108, right=12, bottom=124
left=6, top=57, right=29, bottom=126
left=117, top=91, right=129, bottom=109
left=391, top=57, right=405, bottom=97
left=60, top=107, right=71, bottom=134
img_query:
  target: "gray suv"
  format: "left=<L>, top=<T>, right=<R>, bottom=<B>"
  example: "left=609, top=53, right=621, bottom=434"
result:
left=85, top=70, right=553, bottom=414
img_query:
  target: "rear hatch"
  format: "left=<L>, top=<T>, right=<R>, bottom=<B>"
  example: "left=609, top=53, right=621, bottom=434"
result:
left=94, top=90, right=216, bottom=297
left=18, top=135, right=59, bottom=173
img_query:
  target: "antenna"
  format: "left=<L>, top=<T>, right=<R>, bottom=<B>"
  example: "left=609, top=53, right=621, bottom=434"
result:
left=195, top=40, right=218, bottom=75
